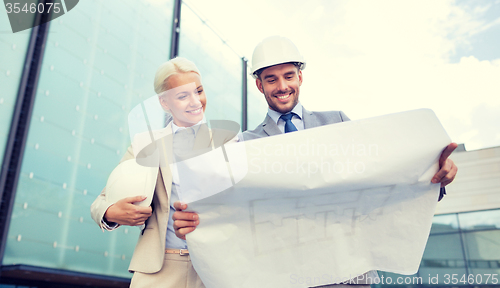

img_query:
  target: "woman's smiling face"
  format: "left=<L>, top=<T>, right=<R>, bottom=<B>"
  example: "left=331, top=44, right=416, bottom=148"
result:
left=159, top=72, right=206, bottom=127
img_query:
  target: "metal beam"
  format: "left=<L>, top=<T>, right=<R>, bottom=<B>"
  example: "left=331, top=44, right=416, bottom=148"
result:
left=242, top=57, right=248, bottom=131
left=169, top=0, right=182, bottom=59
left=0, top=264, right=130, bottom=287
left=0, top=5, right=51, bottom=264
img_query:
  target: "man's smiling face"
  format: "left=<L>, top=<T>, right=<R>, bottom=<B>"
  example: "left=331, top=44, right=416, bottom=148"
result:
left=256, top=63, right=303, bottom=114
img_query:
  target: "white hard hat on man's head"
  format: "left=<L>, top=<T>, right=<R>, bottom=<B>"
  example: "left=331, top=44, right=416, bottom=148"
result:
left=250, top=36, right=306, bottom=79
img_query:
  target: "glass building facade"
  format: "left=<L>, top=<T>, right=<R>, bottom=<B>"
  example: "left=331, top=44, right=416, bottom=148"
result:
left=0, top=6, right=33, bottom=168
left=1, top=1, right=499, bottom=288
left=178, top=2, right=242, bottom=125
left=376, top=208, right=500, bottom=287
left=0, top=0, right=266, bottom=286
left=2, top=0, right=176, bottom=281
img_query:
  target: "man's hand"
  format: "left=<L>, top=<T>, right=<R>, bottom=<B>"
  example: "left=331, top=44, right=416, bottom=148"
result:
left=104, top=196, right=152, bottom=226
left=172, top=201, right=199, bottom=240
left=432, top=143, right=458, bottom=187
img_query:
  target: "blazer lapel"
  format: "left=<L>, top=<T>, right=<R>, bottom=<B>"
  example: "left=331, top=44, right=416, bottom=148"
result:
left=262, top=114, right=282, bottom=136
left=157, top=124, right=173, bottom=212
left=302, top=107, right=317, bottom=129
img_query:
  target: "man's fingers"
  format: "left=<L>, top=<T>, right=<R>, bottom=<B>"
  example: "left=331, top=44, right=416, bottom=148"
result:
left=433, top=143, right=459, bottom=187
left=433, top=158, right=457, bottom=188
left=432, top=159, right=452, bottom=183
left=173, top=201, right=188, bottom=211
left=439, top=143, right=458, bottom=167
left=440, top=163, right=458, bottom=187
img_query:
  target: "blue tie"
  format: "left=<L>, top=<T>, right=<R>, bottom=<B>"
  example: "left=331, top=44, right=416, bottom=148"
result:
left=280, top=113, right=298, bottom=133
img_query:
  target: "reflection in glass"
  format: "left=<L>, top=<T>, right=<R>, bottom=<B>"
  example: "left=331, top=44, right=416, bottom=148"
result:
left=419, top=233, right=467, bottom=284
left=430, top=214, right=459, bottom=234
left=463, top=230, right=500, bottom=276
left=178, top=2, right=242, bottom=126
left=459, top=209, right=500, bottom=231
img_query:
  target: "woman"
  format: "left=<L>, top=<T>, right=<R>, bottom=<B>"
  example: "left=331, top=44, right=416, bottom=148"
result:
left=91, top=57, right=236, bottom=288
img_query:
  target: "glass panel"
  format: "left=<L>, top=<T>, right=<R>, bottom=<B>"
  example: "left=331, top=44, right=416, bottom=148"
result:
left=178, top=3, right=242, bottom=127
left=430, top=213, right=459, bottom=234
left=0, top=6, right=34, bottom=166
left=3, top=0, right=174, bottom=278
left=418, top=233, right=467, bottom=284
left=459, top=209, right=500, bottom=231
left=247, top=74, right=268, bottom=130
left=463, top=230, right=500, bottom=277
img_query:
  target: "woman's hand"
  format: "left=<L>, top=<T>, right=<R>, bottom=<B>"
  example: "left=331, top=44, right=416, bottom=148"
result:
left=104, top=196, right=152, bottom=226
left=172, top=201, right=199, bottom=240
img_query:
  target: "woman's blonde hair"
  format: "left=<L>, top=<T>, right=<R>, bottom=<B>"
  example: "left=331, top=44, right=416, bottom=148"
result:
left=153, top=57, right=201, bottom=94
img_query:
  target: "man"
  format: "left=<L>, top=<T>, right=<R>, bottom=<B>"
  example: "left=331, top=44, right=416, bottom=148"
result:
left=173, top=36, right=458, bottom=287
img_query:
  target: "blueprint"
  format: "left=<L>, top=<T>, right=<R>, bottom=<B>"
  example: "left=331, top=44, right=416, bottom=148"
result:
left=177, top=109, right=451, bottom=288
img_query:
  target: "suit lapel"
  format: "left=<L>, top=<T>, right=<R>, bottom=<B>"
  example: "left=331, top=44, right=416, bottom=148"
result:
left=157, top=124, right=173, bottom=211
left=302, top=107, right=317, bottom=129
left=262, top=114, right=282, bottom=136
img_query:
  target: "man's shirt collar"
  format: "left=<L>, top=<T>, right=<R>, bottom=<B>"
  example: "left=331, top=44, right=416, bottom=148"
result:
left=267, top=102, right=303, bottom=125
